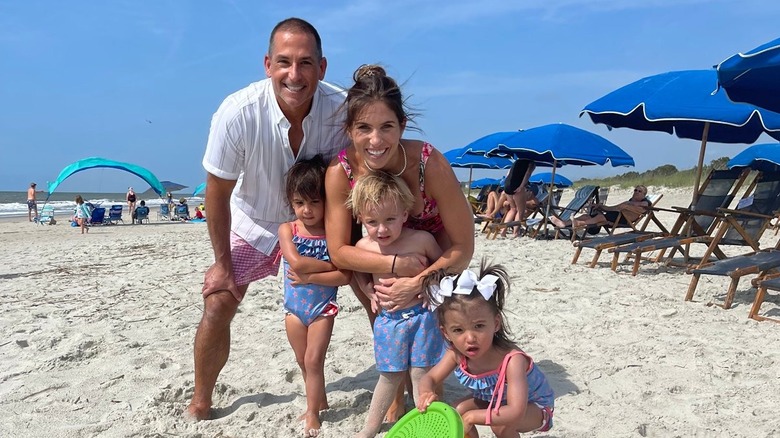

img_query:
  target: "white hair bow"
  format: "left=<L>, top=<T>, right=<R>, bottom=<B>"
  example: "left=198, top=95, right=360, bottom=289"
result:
left=428, top=270, right=499, bottom=311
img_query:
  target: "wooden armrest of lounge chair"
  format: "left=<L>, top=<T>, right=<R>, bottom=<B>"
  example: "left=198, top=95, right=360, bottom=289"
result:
left=752, top=271, right=780, bottom=287
left=716, top=207, right=775, bottom=219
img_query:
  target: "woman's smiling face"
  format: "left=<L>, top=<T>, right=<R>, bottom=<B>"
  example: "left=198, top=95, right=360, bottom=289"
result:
left=349, top=101, right=406, bottom=171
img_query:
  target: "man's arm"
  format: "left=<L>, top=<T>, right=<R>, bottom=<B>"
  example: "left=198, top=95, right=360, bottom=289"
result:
left=202, top=172, right=238, bottom=296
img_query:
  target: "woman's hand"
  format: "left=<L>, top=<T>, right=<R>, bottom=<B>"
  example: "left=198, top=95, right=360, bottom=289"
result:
left=393, top=253, right=428, bottom=277
left=374, top=276, right=423, bottom=311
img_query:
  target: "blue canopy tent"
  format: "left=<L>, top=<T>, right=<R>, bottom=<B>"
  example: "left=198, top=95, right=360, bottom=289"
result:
left=717, top=38, right=780, bottom=113
left=581, top=69, right=780, bottom=205
left=192, top=182, right=207, bottom=197
left=46, top=157, right=166, bottom=198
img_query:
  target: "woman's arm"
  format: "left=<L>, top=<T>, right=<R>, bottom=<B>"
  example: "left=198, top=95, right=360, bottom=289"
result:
left=324, top=159, right=426, bottom=275
left=278, top=222, right=335, bottom=274
left=416, top=349, right=459, bottom=412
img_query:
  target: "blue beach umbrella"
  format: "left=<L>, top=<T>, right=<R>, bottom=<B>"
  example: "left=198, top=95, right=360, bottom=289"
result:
left=530, top=172, right=573, bottom=188
left=717, top=38, right=780, bottom=113
left=727, top=143, right=780, bottom=172
left=581, top=69, right=780, bottom=203
left=470, top=177, right=503, bottom=189
left=470, top=124, right=635, bottom=168
left=444, top=144, right=513, bottom=189
left=465, top=123, right=634, bottom=236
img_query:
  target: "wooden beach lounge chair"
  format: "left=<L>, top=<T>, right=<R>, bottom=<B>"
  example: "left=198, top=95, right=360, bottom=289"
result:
left=685, top=170, right=780, bottom=308
left=522, top=185, right=599, bottom=240
left=606, top=168, right=750, bottom=275
left=570, top=193, right=666, bottom=267
left=750, top=273, right=780, bottom=323
left=571, top=193, right=665, bottom=240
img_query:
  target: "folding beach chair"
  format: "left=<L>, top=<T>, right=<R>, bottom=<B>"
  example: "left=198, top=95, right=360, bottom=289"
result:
left=105, top=205, right=124, bottom=225
left=570, top=193, right=666, bottom=267
left=685, top=170, right=780, bottom=308
left=750, top=273, right=780, bottom=323
left=90, top=207, right=106, bottom=225
left=570, top=193, right=665, bottom=240
left=515, top=185, right=599, bottom=240
left=133, top=205, right=150, bottom=224
left=37, top=204, right=55, bottom=225
left=606, top=168, right=750, bottom=275
left=157, top=204, right=170, bottom=221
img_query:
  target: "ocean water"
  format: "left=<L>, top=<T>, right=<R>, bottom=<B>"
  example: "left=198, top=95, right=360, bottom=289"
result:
left=0, top=191, right=203, bottom=218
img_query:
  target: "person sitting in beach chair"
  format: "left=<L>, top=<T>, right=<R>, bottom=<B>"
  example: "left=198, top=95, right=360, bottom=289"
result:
left=133, top=200, right=150, bottom=224
left=550, top=185, right=651, bottom=232
left=175, top=198, right=190, bottom=221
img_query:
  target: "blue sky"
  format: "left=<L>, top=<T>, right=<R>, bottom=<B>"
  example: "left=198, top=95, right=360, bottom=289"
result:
left=2, top=0, right=780, bottom=193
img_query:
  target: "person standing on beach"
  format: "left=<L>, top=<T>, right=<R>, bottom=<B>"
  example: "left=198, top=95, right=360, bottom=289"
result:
left=186, top=17, right=348, bottom=421
left=500, top=159, right=535, bottom=238
left=126, top=187, right=137, bottom=219
left=27, top=182, right=38, bottom=222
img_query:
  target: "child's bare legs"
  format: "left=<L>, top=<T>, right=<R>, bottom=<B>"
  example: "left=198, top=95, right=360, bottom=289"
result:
left=285, top=314, right=335, bottom=437
left=491, top=402, right=545, bottom=437
left=356, top=372, right=404, bottom=438
left=78, top=218, right=88, bottom=234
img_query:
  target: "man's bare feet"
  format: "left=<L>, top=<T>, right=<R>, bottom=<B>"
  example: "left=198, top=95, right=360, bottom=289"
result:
left=184, top=403, right=212, bottom=422
left=303, top=411, right=321, bottom=437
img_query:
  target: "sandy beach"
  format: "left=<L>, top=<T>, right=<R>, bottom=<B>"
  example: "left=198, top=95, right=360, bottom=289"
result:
left=1, top=187, right=779, bottom=437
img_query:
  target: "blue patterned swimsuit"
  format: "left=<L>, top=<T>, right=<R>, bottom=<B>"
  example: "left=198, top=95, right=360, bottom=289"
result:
left=455, top=349, right=554, bottom=430
left=282, top=223, right=339, bottom=326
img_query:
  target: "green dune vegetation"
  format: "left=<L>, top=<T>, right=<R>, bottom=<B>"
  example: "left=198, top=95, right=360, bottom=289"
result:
left=576, top=156, right=731, bottom=189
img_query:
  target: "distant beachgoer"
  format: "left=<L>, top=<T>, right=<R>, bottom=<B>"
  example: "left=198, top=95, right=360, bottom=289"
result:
left=166, top=192, right=175, bottom=216
left=550, top=185, right=651, bottom=229
left=126, top=187, right=137, bottom=218
left=500, top=159, right=536, bottom=238
left=75, top=195, right=90, bottom=234
left=27, top=182, right=38, bottom=222
left=133, top=200, right=150, bottom=224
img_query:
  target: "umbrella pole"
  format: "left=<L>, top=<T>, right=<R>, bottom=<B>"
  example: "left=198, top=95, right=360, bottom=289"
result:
left=541, top=161, right=557, bottom=239
left=685, top=122, right=710, bottom=261
left=691, top=122, right=710, bottom=209
left=468, top=167, right=473, bottom=196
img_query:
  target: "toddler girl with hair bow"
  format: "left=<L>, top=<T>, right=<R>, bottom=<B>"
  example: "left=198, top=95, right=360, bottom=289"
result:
left=417, top=260, right=555, bottom=437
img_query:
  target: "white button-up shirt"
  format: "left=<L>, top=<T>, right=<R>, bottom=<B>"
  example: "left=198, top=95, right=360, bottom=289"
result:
left=202, top=79, right=348, bottom=254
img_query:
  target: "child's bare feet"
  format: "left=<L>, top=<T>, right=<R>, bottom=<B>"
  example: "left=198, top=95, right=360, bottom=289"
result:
left=303, top=411, right=321, bottom=437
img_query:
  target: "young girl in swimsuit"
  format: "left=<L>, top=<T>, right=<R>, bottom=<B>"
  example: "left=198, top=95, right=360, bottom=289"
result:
left=278, top=155, right=350, bottom=438
left=417, top=260, right=555, bottom=437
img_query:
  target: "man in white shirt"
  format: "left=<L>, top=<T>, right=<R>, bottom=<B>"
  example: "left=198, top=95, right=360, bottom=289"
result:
left=187, top=17, right=348, bottom=421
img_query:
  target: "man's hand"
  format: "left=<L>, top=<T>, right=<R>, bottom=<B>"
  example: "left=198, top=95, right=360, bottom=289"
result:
left=202, top=263, right=238, bottom=298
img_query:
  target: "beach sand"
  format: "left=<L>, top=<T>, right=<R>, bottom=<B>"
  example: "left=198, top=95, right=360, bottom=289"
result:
left=1, top=187, right=779, bottom=437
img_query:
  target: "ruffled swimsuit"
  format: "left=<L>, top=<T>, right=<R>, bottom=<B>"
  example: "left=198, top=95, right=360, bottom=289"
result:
left=282, top=223, right=339, bottom=326
left=337, top=142, right=444, bottom=234
left=455, top=350, right=554, bottom=430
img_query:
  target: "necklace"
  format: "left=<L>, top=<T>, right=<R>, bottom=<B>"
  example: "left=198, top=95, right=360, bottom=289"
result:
left=364, top=142, right=407, bottom=177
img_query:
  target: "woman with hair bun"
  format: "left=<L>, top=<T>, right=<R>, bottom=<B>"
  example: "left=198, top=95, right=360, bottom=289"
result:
left=324, top=64, right=475, bottom=421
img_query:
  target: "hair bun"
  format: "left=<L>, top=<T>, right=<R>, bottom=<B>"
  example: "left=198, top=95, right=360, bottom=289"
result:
left=354, top=64, right=387, bottom=82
